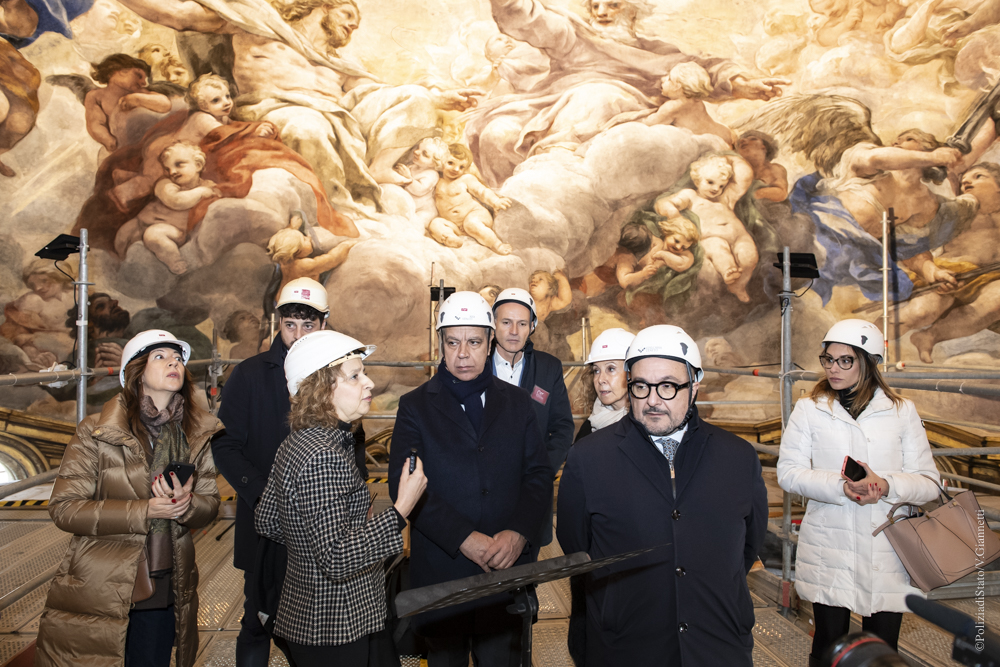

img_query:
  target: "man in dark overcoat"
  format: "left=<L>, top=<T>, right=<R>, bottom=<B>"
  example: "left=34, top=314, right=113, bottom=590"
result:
left=490, top=288, right=574, bottom=474
left=557, top=324, right=768, bottom=667
left=213, top=278, right=364, bottom=666
left=490, top=288, right=573, bottom=546
left=389, top=290, right=553, bottom=667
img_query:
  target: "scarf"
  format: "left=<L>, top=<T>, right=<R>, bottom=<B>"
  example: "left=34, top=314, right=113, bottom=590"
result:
left=438, top=360, right=493, bottom=436
left=140, top=394, right=189, bottom=575
left=588, top=397, right=629, bottom=431
left=838, top=388, right=863, bottom=418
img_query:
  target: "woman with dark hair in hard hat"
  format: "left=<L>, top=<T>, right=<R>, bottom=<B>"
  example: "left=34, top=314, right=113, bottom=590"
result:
left=255, top=330, right=428, bottom=666
left=777, top=319, right=941, bottom=666
left=36, top=330, right=223, bottom=667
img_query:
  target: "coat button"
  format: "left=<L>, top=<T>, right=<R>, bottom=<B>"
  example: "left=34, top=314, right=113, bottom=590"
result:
left=675, top=567, right=685, bottom=576
left=241, top=476, right=248, bottom=484
left=478, top=446, right=484, bottom=452
left=678, top=623, right=689, bottom=633
left=672, top=510, right=681, bottom=520
left=482, top=490, right=489, bottom=496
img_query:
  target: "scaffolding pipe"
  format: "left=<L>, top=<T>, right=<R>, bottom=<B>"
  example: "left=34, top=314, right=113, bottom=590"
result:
left=0, top=564, right=60, bottom=612
left=941, top=471, right=1000, bottom=493
left=895, top=361, right=1000, bottom=372
left=881, top=209, right=891, bottom=372
left=932, top=447, right=1000, bottom=457
left=0, top=469, right=59, bottom=499
left=779, top=247, right=794, bottom=612
left=75, top=229, right=90, bottom=425
left=886, top=370, right=1000, bottom=380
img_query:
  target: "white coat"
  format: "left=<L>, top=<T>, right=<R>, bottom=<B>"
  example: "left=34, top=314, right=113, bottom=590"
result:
left=777, top=389, right=941, bottom=614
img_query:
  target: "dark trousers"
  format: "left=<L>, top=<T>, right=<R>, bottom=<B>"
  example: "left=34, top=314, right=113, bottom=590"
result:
left=285, top=635, right=369, bottom=667
left=811, top=602, right=904, bottom=659
left=239, top=569, right=298, bottom=666
left=426, top=627, right=522, bottom=667
left=125, top=606, right=175, bottom=667
left=237, top=569, right=273, bottom=667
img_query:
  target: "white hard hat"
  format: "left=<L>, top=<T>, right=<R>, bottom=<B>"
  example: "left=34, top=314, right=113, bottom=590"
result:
left=823, top=319, right=885, bottom=360
left=625, top=325, right=704, bottom=381
left=492, top=288, right=537, bottom=327
left=119, top=329, right=191, bottom=386
left=436, top=291, right=495, bottom=330
left=277, top=277, right=330, bottom=316
left=284, top=330, right=375, bottom=396
left=587, top=328, right=636, bottom=365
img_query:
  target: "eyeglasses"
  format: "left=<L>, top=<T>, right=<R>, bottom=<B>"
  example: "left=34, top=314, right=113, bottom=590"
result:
left=819, top=354, right=856, bottom=370
left=628, top=380, right=690, bottom=400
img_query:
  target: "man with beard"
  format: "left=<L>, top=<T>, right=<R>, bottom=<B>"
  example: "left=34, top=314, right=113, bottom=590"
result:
left=557, top=324, right=768, bottom=666
left=66, top=292, right=131, bottom=369
left=111, top=0, right=479, bottom=209
left=389, top=291, right=552, bottom=667
left=466, top=0, right=788, bottom=186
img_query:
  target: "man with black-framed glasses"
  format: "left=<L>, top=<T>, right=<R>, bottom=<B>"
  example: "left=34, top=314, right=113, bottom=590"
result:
left=557, top=324, right=768, bottom=666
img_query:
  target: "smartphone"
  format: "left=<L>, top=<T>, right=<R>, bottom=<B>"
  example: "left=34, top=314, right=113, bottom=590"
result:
left=409, top=448, right=418, bottom=474
left=842, top=456, right=866, bottom=482
left=162, top=461, right=196, bottom=486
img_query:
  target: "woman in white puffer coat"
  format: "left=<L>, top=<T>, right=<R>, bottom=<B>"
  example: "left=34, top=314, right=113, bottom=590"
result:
left=777, top=319, right=940, bottom=667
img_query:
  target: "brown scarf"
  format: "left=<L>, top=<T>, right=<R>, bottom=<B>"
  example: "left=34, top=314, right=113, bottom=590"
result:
left=140, top=394, right=189, bottom=575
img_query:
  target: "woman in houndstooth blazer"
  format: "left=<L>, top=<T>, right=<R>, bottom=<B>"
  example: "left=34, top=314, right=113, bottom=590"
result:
left=255, top=331, right=428, bottom=667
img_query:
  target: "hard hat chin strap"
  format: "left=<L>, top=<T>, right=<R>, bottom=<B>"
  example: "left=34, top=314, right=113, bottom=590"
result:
left=664, top=362, right=698, bottom=437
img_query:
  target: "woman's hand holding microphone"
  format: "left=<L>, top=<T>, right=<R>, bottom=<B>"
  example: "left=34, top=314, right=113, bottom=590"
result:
left=394, top=454, right=428, bottom=519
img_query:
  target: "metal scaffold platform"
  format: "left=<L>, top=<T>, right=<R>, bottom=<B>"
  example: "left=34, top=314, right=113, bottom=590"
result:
left=0, top=497, right=986, bottom=667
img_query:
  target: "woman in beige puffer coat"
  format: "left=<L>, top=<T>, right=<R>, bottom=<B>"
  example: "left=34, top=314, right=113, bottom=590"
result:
left=35, top=330, right=222, bottom=667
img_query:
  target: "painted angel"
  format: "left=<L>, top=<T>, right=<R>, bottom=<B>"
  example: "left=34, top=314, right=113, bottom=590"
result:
left=740, top=94, right=990, bottom=304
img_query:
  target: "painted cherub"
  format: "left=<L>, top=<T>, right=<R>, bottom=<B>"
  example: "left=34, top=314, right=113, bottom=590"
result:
left=643, top=63, right=737, bottom=149
left=110, top=73, right=275, bottom=210
left=395, top=137, right=449, bottom=227
left=0, top=258, right=77, bottom=367
left=266, top=211, right=360, bottom=292
left=430, top=143, right=514, bottom=254
left=615, top=218, right=700, bottom=289
left=528, top=269, right=572, bottom=322
left=157, top=54, right=191, bottom=86
left=736, top=130, right=789, bottom=202
left=114, top=142, right=219, bottom=273
left=221, top=309, right=261, bottom=378
left=654, top=154, right=758, bottom=302
left=84, top=53, right=171, bottom=154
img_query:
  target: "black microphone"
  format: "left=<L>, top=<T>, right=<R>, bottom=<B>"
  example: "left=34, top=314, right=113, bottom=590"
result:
left=907, top=594, right=1000, bottom=665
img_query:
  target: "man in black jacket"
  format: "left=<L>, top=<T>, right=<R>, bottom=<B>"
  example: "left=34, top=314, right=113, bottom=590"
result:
left=557, top=324, right=768, bottom=667
left=389, top=291, right=553, bottom=667
left=490, top=288, right=573, bottom=545
left=213, top=277, right=363, bottom=667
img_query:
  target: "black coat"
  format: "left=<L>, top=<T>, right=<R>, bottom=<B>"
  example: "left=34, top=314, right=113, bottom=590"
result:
left=389, top=373, right=553, bottom=637
left=557, top=407, right=768, bottom=667
left=212, top=337, right=365, bottom=570
left=491, top=340, right=574, bottom=474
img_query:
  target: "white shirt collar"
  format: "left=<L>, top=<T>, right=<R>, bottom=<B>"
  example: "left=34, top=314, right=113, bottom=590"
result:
left=492, top=348, right=524, bottom=386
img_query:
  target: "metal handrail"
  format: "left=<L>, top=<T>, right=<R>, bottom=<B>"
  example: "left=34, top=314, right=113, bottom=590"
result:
left=0, top=469, right=58, bottom=499
left=0, top=564, right=59, bottom=612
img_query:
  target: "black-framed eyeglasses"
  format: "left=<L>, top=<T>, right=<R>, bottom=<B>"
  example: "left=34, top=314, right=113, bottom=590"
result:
left=819, top=354, right=855, bottom=370
left=628, top=380, right=690, bottom=400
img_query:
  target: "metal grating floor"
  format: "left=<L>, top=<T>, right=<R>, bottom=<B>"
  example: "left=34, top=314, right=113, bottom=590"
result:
left=1, top=503, right=995, bottom=667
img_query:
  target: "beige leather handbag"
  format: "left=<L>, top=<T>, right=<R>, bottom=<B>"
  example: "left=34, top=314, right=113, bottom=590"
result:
left=873, top=478, right=1000, bottom=593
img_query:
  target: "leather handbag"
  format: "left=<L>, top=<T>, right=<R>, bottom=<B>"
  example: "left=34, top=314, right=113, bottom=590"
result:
left=132, top=546, right=155, bottom=603
left=873, top=477, right=1000, bottom=592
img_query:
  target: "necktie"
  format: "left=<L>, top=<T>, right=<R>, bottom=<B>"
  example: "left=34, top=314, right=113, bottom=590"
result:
left=656, top=437, right=679, bottom=464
